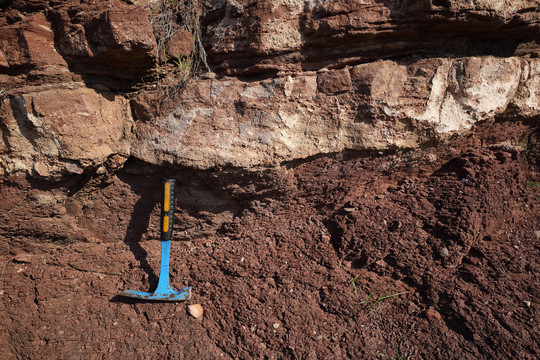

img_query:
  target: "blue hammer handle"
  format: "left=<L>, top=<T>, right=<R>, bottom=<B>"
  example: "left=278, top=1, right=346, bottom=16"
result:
left=119, top=178, right=191, bottom=301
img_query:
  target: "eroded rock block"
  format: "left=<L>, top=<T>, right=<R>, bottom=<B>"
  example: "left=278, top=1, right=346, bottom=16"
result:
left=85, top=6, right=157, bottom=66
left=0, top=87, right=132, bottom=179
left=49, top=4, right=157, bottom=84
left=0, top=12, right=70, bottom=89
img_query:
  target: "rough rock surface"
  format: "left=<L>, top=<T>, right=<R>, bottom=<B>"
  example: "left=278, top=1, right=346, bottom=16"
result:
left=134, top=56, right=539, bottom=168
left=1, top=86, right=131, bottom=179
left=1, top=0, right=539, bottom=174
left=203, top=0, right=540, bottom=74
left=0, top=0, right=539, bottom=359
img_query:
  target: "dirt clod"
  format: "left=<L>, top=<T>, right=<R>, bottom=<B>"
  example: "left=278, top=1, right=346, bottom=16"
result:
left=425, top=309, right=442, bottom=321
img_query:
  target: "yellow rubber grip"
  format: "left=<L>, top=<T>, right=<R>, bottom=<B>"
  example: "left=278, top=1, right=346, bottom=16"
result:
left=163, top=215, right=169, bottom=233
left=164, top=182, right=170, bottom=212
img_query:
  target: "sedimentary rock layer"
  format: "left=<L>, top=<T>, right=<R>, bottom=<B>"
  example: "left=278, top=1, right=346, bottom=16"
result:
left=1, top=0, right=539, bottom=176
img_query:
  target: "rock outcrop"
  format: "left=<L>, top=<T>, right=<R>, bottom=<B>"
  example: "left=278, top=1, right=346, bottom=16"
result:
left=133, top=56, right=539, bottom=169
left=0, top=2, right=539, bottom=359
left=204, top=0, right=540, bottom=74
left=1, top=0, right=538, bottom=178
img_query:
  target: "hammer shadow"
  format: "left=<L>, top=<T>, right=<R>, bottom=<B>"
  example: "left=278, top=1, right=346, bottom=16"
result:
left=118, top=176, right=162, bottom=297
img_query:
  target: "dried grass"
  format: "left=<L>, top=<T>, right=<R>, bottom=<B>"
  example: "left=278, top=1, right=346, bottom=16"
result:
left=150, top=0, right=210, bottom=98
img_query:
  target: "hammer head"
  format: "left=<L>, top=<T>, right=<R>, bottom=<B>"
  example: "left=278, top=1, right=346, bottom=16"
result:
left=120, top=286, right=191, bottom=301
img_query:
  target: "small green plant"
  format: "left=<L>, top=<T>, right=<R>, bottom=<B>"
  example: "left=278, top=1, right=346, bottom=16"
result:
left=174, top=54, right=192, bottom=80
left=377, top=342, right=408, bottom=360
left=351, top=274, right=360, bottom=295
left=357, top=290, right=408, bottom=310
left=350, top=275, right=407, bottom=310
left=525, top=181, right=540, bottom=189
left=150, top=0, right=210, bottom=96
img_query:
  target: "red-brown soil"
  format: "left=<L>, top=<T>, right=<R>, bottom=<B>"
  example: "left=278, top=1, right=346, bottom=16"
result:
left=1, top=119, right=539, bottom=359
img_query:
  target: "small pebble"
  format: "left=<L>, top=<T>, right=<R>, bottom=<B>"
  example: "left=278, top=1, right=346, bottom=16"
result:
left=534, top=231, right=540, bottom=240
left=188, top=304, right=204, bottom=319
left=438, top=247, right=450, bottom=259
left=14, top=253, right=32, bottom=263
left=272, top=323, right=280, bottom=329
left=407, top=303, right=419, bottom=314
left=343, top=207, right=356, bottom=213
left=425, top=308, right=442, bottom=320
left=524, top=301, right=531, bottom=307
